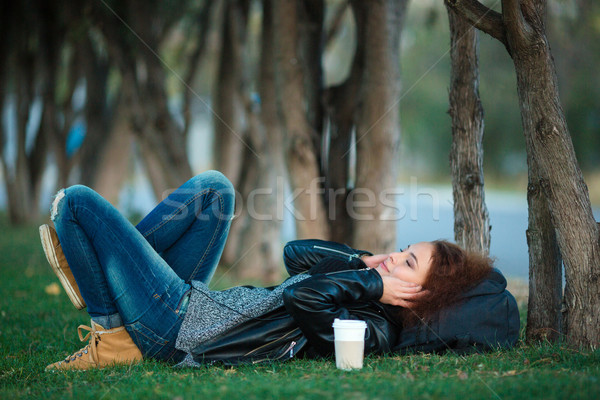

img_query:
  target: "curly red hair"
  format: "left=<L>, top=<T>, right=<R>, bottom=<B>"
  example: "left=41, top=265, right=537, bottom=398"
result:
left=399, top=240, right=493, bottom=326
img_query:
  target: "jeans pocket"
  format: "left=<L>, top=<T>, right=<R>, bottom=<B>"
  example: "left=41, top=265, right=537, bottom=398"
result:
left=126, top=321, right=169, bottom=360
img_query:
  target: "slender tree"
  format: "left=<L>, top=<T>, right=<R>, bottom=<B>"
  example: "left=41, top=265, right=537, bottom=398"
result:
left=446, top=7, right=491, bottom=254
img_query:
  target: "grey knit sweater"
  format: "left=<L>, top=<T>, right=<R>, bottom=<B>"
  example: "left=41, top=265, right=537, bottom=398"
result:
left=174, top=274, right=309, bottom=367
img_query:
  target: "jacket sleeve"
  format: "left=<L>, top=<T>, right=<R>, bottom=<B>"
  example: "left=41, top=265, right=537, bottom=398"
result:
left=283, top=239, right=373, bottom=276
left=282, top=268, right=395, bottom=356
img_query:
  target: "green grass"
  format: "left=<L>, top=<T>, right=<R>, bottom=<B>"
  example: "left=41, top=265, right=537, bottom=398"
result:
left=1, top=216, right=599, bottom=399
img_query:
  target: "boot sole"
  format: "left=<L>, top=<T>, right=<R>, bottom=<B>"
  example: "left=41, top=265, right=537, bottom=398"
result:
left=39, top=225, right=86, bottom=310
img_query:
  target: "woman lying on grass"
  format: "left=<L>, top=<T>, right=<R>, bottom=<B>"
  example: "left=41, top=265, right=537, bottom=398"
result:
left=40, top=171, right=493, bottom=370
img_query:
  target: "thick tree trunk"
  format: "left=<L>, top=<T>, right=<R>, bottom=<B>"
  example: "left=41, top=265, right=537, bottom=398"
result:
left=511, top=32, right=600, bottom=348
left=446, top=8, right=490, bottom=254
left=272, top=0, right=329, bottom=240
left=351, top=0, right=407, bottom=253
left=525, top=158, right=562, bottom=342
left=502, top=0, right=600, bottom=347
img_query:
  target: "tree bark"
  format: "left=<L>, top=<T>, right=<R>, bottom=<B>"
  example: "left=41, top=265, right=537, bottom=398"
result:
left=298, top=0, right=325, bottom=164
left=447, top=0, right=600, bottom=347
left=213, top=0, right=250, bottom=187
left=77, top=33, right=114, bottom=189
left=525, top=159, right=562, bottom=342
left=1, top=1, right=48, bottom=224
left=234, top=100, right=282, bottom=283
left=38, top=0, right=72, bottom=189
left=272, top=0, right=329, bottom=240
left=92, top=107, right=134, bottom=205
left=233, top=0, right=285, bottom=283
left=446, top=8, right=490, bottom=254
left=351, top=0, right=407, bottom=253
left=508, top=6, right=600, bottom=347
left=214, top=0, right=251, bottom=266
left=322, top=2, right=367, bottom=244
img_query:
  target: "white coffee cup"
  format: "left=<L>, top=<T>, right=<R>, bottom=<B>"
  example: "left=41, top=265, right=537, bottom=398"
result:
left=332, top=319, right=367, bottom=370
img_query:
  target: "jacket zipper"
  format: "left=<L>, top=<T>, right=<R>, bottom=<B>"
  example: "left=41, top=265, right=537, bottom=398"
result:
left=312, top=245, right=361, bottom=261
left=324, top=267, right=370, bottom=277
left=285, top=341, right=296, bottom=358
left=244, top=329, right=297, bottom=357
left=251, top=341, right=297, bottom=364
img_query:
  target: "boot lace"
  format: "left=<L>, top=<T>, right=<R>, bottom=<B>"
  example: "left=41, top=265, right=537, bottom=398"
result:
left=62, top=324, right=100, bottom=364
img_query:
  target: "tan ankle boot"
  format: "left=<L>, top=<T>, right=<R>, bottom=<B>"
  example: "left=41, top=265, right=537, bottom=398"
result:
left=40, top=224, right=86, bottom=310
left=46, top=321, right=143, bottom=371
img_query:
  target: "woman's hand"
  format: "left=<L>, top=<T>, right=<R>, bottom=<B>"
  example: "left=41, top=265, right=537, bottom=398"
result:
left=361, top=254, right=389, bottom=269
left=379, top=275, right=426, bottom=308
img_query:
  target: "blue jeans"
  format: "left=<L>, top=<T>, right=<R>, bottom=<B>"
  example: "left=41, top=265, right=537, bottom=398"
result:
left=51, top=171, right=235, bottom=362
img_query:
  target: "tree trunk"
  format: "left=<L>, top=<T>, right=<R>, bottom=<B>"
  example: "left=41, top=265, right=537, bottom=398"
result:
left=272, top=0, right=329, bottom=240
left=235, top=102, right=282, bottom=283
left=525, top=157, right=562, bottom=342
left=351, top=0, right=407, bottom=253
left=1, top=3, right=47, bottom=224
left=213, top=0, right=249, bottom=187
left=78, top=33, right=113, bottom=189
left=322, top=2, right=367, bottom=244
left=234, top=0, right=284, bottom=283
left=508, top=17, right=600, bottom=347
left=135, top=57, right=193, bottom=191
left=93, top=110, right=134, bottom=205
left=446, top=8, right=490, bottom=254
left=298, top=0, right=325, bottom=164
left=214, top=0, right=251, bottom=266
left=447, top=0, right=600, bottom=347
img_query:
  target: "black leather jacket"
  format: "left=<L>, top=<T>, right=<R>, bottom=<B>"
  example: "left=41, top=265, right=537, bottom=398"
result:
left=189, top=239, right=401, bottom=365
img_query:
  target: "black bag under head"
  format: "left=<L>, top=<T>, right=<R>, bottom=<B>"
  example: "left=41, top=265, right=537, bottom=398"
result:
left=393, top=268, right=520, bottom=354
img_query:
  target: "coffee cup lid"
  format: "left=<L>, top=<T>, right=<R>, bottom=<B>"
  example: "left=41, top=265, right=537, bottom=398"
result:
left=332, top=318, right=367, bottom=329
left=332, top=319, right=367, bottom=341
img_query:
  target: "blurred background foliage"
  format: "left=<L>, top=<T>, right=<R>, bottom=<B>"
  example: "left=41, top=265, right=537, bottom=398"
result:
left=399, top=0, right=599, bottom=185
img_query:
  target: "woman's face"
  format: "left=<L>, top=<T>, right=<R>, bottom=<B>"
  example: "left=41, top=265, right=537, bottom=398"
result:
left=375, top=242, right=434, bottom=285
